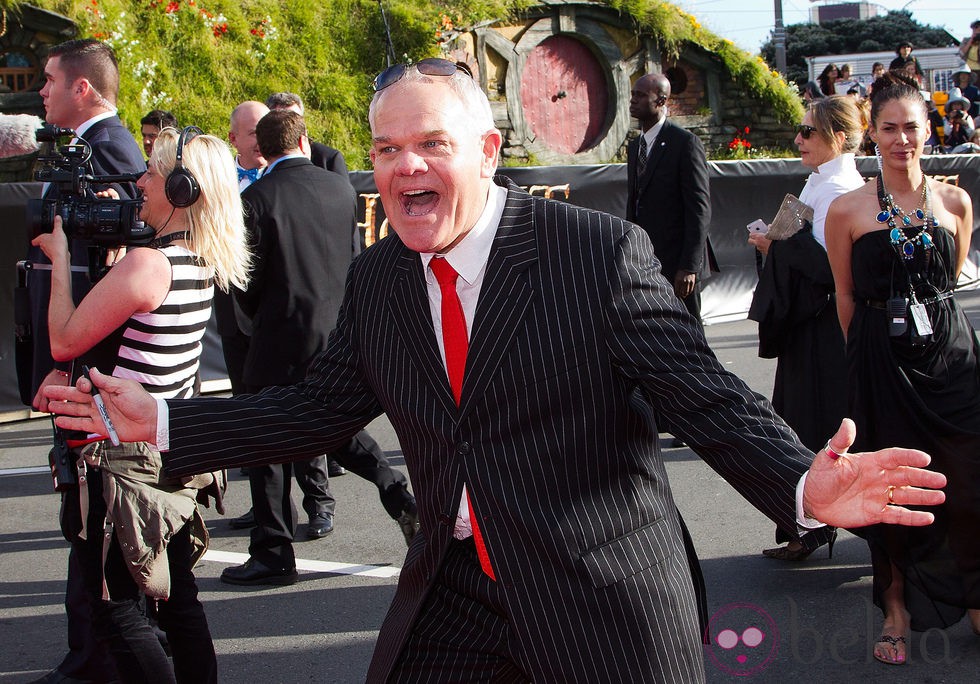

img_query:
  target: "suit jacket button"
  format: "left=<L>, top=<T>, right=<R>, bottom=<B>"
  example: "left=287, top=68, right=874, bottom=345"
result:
left=437, top=513, right=452, bottom=525
left=457, top=442, right=471, bottom=455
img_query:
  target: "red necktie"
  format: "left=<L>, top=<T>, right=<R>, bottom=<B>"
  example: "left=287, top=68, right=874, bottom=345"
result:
left=429, top=257, right=496, bottom=581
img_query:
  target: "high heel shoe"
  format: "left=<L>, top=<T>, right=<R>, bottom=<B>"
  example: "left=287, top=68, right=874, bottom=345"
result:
left=762, top=530, right=837, bottom=561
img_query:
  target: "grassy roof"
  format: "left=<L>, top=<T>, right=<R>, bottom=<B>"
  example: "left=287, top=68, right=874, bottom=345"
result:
left=10, top=0, right=801, bottom=167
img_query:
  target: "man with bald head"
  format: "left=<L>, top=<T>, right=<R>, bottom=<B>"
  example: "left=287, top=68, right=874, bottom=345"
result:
left=627, top=72, right=713, bottom=323
left=228, top=100, right=269, bottom=192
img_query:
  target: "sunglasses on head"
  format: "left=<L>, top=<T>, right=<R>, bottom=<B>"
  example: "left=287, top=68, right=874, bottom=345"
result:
left=373, top=58, right=473, bottom=92
left=796, top=124, right=818, bottom=139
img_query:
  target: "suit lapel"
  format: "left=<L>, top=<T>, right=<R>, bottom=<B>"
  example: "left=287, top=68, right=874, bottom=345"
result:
left=388, top=247, right=459, bottom=415
left=459, top=180, right=537, bottom=418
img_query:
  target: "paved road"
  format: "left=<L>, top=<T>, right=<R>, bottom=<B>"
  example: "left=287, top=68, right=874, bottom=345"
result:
left=3, top=293, right=980, bottom=683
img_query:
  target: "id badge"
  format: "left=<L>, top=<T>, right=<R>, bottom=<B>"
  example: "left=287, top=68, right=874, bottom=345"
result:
left=910, top=302, right=933, bottom=336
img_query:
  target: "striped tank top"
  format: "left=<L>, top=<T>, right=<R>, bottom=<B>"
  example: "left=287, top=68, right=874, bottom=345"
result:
left=113, top=244, right=214, bottom=399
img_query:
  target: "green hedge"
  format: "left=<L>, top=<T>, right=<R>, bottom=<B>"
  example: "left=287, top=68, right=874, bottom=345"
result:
left=13, top=1, right=801, bottom=167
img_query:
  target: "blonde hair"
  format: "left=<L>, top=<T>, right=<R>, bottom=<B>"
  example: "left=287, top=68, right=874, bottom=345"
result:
left=149, top=128, right=251, bottom=292
left=808, top=95, right=865, bottom=155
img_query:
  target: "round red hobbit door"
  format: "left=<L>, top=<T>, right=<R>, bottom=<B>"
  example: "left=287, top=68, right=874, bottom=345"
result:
left=519, top=35, right=609, bottom=155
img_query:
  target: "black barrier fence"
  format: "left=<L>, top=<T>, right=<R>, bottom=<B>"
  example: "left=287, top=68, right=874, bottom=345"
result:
left=4, top=156, right=979, bottom=418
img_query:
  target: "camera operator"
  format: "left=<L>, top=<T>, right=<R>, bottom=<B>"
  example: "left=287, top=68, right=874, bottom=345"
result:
left=25, top=38, right=145, bottom=684
left=32, top=127, right=251, bottom=683
left=942, top=93, right=979, bottom=153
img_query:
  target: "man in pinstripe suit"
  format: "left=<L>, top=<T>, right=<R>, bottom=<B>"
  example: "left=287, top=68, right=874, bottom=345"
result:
left=49, top=62, right=947, bottom=682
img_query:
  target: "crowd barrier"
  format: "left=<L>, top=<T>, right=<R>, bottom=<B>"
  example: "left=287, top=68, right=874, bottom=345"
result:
left=3, top=156, right=978, bottom=419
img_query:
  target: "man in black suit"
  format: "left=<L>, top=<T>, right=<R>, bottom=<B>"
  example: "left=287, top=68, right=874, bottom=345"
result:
left=220, top=109, right=416, bottom=586
left=265, top=90, right=352, bottom=476
left=27, top=38, right=145, bottom=684
left=627, top=72, right=713, bottom=321
left=50, top=63, right=947, bottom=681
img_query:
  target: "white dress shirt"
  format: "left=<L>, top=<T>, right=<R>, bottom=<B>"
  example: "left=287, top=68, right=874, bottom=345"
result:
left=420, top=183, right=507, bottom=538
left=799, top=153, right=864, bottom=249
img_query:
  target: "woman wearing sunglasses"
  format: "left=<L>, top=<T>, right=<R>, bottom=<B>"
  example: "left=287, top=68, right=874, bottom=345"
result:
left=825, top=75, right=980, bottom=666
left=748, top=95, right=866, bottom=561
left=32, top=127, right=251, bottom=683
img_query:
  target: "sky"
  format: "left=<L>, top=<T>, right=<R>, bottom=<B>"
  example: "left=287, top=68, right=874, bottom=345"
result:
left=675, top=0, right=979, bottom=54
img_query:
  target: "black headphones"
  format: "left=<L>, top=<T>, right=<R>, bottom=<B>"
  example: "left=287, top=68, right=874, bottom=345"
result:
left=165, top=126, right=203, bottom=208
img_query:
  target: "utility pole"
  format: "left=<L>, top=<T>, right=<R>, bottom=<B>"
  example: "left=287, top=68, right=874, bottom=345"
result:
left=773, top=0, right=787, bottom=76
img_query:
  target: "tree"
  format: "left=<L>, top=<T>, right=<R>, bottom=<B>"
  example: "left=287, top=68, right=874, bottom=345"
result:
left=761, top=10, right=956, bottom=87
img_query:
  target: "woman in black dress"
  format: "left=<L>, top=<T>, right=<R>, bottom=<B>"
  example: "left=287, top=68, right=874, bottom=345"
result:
left=826, top=79, right=980, bottom=665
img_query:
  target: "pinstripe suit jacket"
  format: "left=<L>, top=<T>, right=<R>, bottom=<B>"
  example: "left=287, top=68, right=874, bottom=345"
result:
left=164, top=177, right=813, bottom=682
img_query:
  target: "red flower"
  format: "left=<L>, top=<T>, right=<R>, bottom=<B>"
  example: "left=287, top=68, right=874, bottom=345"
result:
left=744, top=126, right=750, bottom=134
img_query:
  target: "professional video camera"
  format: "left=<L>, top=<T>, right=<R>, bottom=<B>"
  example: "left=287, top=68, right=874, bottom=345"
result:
left=26, top=123, right=152, bottom=247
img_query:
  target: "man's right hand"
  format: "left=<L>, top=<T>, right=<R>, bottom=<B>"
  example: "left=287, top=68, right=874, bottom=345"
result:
left=44, top=367, right=158, bottom=444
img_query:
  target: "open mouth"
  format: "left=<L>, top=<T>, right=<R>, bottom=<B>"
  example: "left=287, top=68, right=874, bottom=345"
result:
left=401, top=189, right=439, bottom=216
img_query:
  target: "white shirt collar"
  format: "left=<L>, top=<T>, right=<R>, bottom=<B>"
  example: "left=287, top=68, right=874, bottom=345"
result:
left=264, top=152, right=306, bottom=175
left=420, top=182, right=507, bottom=284
left=641, top=117, right=667, bottom=151
left=74, top=110, right=116, bottom=138
left=810, top=153, right=854, bottom=184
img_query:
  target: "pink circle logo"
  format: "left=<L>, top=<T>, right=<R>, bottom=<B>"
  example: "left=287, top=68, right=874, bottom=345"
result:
left=704, top=603, right=779, bottom=676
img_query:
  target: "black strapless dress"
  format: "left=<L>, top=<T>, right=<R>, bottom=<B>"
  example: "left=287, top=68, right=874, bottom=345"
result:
left=848, top=225, right=980, bottom=630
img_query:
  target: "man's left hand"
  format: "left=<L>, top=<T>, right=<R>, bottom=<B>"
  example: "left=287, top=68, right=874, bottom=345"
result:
left=803, top=419, right=946, bottom=528
left=673, top=271, right=697, bottom=300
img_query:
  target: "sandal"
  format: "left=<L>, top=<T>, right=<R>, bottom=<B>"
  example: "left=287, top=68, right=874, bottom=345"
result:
left=873, top=634, right=907, bottom=665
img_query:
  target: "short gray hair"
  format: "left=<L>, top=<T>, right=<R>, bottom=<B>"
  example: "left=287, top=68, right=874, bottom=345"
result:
left=368, top=66, right=494, bottom=135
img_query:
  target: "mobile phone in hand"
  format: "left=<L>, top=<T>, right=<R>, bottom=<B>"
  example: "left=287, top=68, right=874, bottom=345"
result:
left=746, top=219, right=769, bottom=234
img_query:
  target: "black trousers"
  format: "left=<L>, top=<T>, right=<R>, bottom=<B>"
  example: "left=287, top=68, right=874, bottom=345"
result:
left=73, top=471, right=217, bottom=684
left=57, top=544, right=118, bottom=682
left=248, top=428, right=409, bottom=570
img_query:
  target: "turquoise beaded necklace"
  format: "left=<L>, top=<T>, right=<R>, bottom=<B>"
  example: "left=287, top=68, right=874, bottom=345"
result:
left=875, top=174, right=937, bottom=260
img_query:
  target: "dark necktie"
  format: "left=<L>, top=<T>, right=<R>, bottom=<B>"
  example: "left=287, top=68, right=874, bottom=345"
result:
left=637, top=135, right=649, bottom=179
left=237, top=167, right=259, bottom=184
left=429, top=257, right=496, bottom=581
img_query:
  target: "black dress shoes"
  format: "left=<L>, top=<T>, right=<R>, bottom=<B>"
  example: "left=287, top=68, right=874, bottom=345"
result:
left=220, top=557, right=298, bottom=586
left=327, top=458, right=346, bottom=477
left=229, top=508, right=256, bottom=529
left=306, top=513, right=335, bottom=539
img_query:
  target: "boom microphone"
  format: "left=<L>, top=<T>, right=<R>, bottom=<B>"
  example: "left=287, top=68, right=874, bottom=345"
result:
left=0, top=114, right=43, bottom=158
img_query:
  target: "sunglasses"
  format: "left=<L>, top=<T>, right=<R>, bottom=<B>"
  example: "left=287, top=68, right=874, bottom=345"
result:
left=796, top=124, right=818, bottom=140
left=373, top=58, right=473, bottom=92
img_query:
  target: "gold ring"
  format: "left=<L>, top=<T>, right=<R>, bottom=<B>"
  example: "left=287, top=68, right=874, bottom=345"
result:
left=887, top=486, right=896, bottom=504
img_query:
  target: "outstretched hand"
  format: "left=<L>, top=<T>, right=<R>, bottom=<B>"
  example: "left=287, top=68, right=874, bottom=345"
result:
left=803, top=418, right=946, bottom=528
left=43, top=367, right=158, bottom=445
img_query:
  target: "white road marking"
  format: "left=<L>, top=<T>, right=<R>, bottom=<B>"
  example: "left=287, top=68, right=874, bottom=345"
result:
left=203, top=549, right=400, bottom=578
left=0, top=466, right=50, bottom=476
